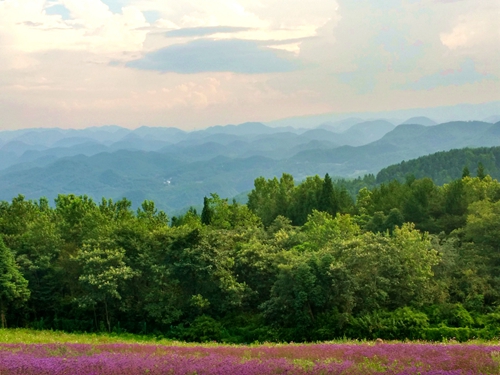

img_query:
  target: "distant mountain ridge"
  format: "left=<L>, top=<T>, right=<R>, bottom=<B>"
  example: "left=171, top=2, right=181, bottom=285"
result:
left=0, top=120, right=394, bottom=170
left=1, top=119, right=500, bottom=213
left=400, top=117, right=437, bottom=126
left=291, top=120, right=500, bottom=175
left=265, top=100, right=500, bottom=128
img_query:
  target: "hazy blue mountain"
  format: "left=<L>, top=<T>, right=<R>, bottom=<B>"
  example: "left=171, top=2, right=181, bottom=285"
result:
left=159, top=131, right=337, bottom=162
left=340, top=120, right=395, bottom=145
left=201, top=122, right=272, bottom=135
left=374, top=121, right=494, bottom=152
left=71, top=126, right=131, bottom=144
left=11, top=142, right=111, bottom=169
left=1, top=141, right=47, bottom=156
left=187, top=132, right=247, bottom=145
left=484, top=115, right=500, bottom=124
left=5, top=126, right=130, bottom=146
left=0, top=151, right=21, bottom=170
left=288, top=140, right=337, bottom=155
left=199, top=122, right=304, bottom=136
left=400, top=117, right=437, bottom=126
left=240, top=132, right=337, bottom=159
left=317, top=117, right=364, bottom=132
left=3, top=120, right=500, bottom=213
left=0, top=151, right=184, bottom=209
left=266, top=100, right=500, bottom=128
left=0, top=141, right=49, bottom=169
left=291, top=121, right=500, bottom=176
left=108, top=133, right=170, bottom=152
left=11, top=129, right=70, bottom=147
left=161, top=141, right=241, bottom=162
left=0, top=120, right=386, bottom=173
left=0, top=149, right=354, bottom=212
left=310, top=120, right=395, bottom=146
left=300, top=129, right=343, bottom=143
left=131, top=126, right=187, bottom=143
left=51, top=137, right=100, bottom=148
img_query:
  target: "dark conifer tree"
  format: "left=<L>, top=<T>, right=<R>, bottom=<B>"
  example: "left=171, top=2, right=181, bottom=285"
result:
left=201, top=196, right=213, bottom=225
left=462, top=166, right=470, bottom=178
left=319, top=173, right=337, bottom=216
left=477, top=162, right=486, bottom=180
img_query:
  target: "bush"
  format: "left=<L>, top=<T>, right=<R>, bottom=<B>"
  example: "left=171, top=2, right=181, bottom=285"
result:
left=179, top=315, right=223, bottom=342
left=421, top=327, right=473, bottom=342
left=426, top=304, right=474, bottom=327
left=346, top=308, right=429, bottom=340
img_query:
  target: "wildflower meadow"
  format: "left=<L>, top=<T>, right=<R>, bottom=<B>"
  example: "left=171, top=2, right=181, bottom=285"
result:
left=0, top=332, right=499, bottom=375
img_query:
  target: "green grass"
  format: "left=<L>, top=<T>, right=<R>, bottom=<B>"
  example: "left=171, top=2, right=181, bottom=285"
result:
left=0, top=329, right=178, bottom=345
left=1, top=328, right=500, bottom=347
left=0, top=329, right=370, bottom=347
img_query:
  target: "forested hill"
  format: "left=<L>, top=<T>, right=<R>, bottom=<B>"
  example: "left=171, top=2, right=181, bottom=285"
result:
left=376, top=146, right=500, bottom=185
left=2, top=172, right=500, bottom=342
left=292, top=121, right=500, bottom=175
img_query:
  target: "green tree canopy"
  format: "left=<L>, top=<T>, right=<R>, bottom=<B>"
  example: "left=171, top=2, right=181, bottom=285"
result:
left=0, top=236, right=30, bottom=328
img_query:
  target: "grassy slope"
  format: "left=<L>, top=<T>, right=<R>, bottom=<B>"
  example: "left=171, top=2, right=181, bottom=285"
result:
left=1, top=329, right=499, bottom=346
left=0, top=329, right=178, bottom=345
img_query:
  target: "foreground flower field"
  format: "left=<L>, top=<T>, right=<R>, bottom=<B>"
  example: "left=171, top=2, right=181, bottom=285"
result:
left=0, top=340, right=500, bottom=375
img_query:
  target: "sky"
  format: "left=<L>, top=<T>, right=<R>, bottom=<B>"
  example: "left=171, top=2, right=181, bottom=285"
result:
left=0, top=0, right=499, bottom=130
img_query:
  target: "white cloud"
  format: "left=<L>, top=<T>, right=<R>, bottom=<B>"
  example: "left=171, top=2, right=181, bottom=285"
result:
left=0, top=0, right=149, bottom=58
left=130, top=0, right=339, bottom=54
left=0, top=0, right=498, bottom=130
left=441, top=24, right=474, bottom=50
left=440, top=7, right=500, bottom=51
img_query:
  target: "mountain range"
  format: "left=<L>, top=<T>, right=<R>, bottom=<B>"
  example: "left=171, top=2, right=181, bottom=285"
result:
left=0, top=117, right=499, bottom=214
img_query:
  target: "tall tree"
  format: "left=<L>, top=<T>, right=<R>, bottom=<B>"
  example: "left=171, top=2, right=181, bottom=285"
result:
left=76, top=238, right=135, bottom=332
left=477, top=162, right=486, bottom=180
left=462, top=166, right=471, bottom=178
left=137, top=200, right=168, bottom=230
left=248, top=177, right=277, bottom=226
left=319, top=173, right=336, bottom=216
left=0, top=236, right=30, bottom=328
left=288, top=175, right=323, bottom=226
left=201, top=197, right=213, bottom=225
left=276, top=173, right=295, bottom=217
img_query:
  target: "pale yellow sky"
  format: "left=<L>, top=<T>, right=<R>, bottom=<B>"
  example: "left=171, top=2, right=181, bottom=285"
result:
left=0, top=0, right=499, bottom=130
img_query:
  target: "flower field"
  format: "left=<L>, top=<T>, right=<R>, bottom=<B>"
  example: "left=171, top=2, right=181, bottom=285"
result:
left=0, top=340, right=499, bottom=374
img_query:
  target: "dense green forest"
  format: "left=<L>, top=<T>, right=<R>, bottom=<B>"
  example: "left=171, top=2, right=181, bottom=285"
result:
left=2, top=167, right=500, bottom=342
left=377, top=146, right=500, bottom=185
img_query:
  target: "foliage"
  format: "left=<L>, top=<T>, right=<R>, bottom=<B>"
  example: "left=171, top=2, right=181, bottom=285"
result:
left=1, top=171, right=500, bottom=342
left=0, top=236, right=30, bottom=328
left=377, top=146, right=500, bottom=185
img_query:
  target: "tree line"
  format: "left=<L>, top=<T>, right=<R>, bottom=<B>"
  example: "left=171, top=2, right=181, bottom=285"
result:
left=376, top=146, right=500, bottom=185
left=1, top=170, right=500, bottom=342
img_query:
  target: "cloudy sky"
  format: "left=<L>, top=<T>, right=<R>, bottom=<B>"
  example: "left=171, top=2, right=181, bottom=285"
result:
left=0, top=0, right=499, bottom=129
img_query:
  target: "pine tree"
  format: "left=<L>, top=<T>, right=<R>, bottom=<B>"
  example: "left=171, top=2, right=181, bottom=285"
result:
left=477, top=162, right=486, bottom=180
left=319, top=173, right=337, bottom=216
left=462, top=166, right=470, bottom=178
left=201, top=196, right=213, bottom=225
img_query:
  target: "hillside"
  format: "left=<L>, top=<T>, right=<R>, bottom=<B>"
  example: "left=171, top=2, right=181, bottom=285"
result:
left=400, top=116, right=437, bottom=126
left=0, top=150, right=349, bottom=212
left=293, top=121, right=500, bottom=175
left=376, top=146, right=500, bottom=184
